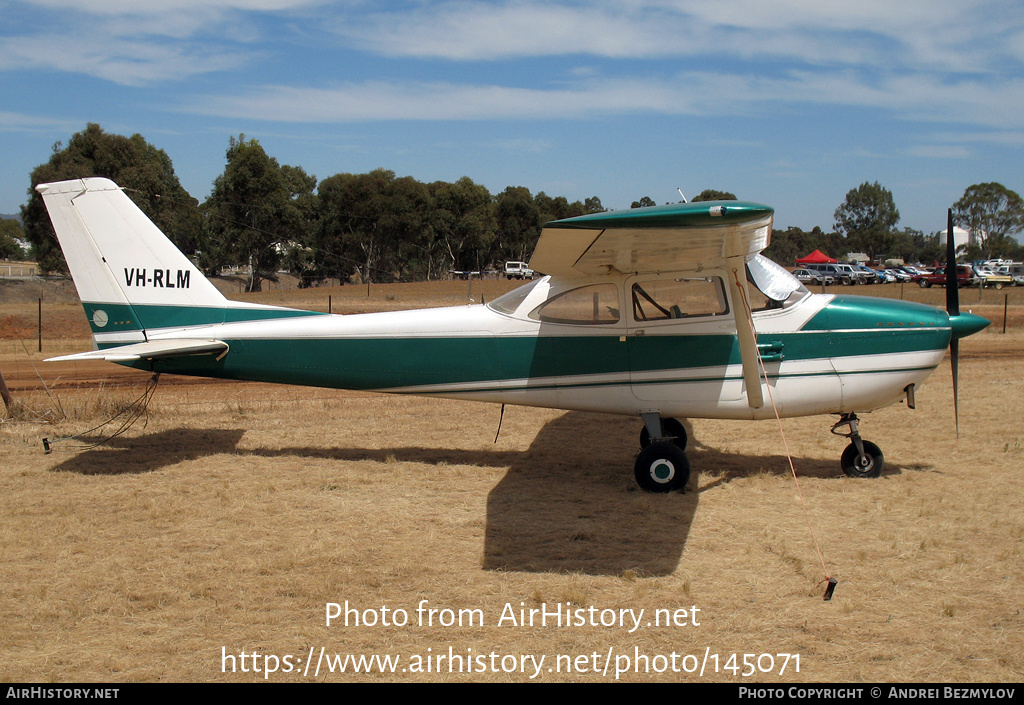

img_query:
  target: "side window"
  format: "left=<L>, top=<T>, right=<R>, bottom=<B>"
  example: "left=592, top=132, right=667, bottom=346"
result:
left=631, top=277, right=728, bottom=321
left=530, top=283, right=620, bottom=324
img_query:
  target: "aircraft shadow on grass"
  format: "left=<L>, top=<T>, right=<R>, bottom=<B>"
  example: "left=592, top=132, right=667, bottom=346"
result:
left=47, top=428, right=248, bottom=475
left=49, top=411, right=912, bottom=576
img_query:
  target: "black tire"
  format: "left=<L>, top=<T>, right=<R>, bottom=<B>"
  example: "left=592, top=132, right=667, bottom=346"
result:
left=840, top=441, right=884, bottom=478
left=919, top=280, right=931, bottom=288
left=634, top=442, right=690, bottom=492
left=639, top=417, right=688, bottom=451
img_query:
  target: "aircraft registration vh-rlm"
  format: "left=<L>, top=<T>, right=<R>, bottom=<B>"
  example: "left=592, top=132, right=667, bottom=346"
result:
left=37, top=178, right=989, bottom=491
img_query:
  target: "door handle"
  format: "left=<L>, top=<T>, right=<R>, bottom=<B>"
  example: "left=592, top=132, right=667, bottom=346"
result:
left=757, top=342, right=785, bottom=362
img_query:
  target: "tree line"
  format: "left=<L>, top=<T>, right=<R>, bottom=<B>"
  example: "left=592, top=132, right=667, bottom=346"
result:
left=20, top=125, right=605, bottom=291
left=17, top=125, right=1024, bottom=289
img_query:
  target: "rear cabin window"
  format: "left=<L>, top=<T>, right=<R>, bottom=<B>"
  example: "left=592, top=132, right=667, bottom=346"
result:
left=631, top=277, right=728, bottom=321
left=529, top=283, right=620, bottom=324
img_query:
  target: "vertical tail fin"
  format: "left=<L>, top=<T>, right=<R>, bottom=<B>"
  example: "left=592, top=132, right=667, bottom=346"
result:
left=37, top=178, right=228, bottom=346
left=38, top=177, right=318, bottom=350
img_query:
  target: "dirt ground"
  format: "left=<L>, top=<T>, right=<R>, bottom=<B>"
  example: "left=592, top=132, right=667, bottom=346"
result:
left=1, top=280, right=1022, bottom=683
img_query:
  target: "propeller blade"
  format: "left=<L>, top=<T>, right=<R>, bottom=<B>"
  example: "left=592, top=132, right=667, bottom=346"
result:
left=946, top=209, right=959, bottom=316
left=946, top=208, right=960, bottom=437
left=950, top=336, right=960, bottom=438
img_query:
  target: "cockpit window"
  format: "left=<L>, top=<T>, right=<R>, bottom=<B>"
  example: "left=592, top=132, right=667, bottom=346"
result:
left=631, top=277, right=728, bottom=321
left=529, top=283, right=620, bottom=324
left=746, top=254, right=808, bottom=310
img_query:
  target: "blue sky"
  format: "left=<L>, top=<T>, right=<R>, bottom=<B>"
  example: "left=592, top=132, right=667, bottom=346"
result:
left=2, top=0, right=1024, bottom=237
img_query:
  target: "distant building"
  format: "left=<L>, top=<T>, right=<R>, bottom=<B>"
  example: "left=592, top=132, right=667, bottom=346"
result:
left=937, top=225, right=973, bottom=250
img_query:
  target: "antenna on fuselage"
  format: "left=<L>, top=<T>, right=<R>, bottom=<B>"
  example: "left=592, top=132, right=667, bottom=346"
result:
left=677, top=188, right=688, bottom=203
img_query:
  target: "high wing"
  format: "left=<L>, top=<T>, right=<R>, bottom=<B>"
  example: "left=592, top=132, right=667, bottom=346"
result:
left=530, top=201, right=775, bottom=409
left=529, top=201, right=773, bottom=278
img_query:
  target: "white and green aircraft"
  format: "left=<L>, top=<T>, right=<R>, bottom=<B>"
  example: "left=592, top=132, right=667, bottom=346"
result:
left=37, top=177, right=989, bottom=491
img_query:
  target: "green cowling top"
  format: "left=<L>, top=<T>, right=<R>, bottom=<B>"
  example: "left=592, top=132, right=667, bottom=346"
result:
left=949, top=312, right=990, bottom=339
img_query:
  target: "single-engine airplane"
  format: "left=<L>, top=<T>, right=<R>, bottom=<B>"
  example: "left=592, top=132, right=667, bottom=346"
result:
left=37, top=177, right=989, bottom=491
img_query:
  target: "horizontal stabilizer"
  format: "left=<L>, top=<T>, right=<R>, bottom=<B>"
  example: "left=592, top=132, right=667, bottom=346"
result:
left=46, top=339, right=228, bottom=363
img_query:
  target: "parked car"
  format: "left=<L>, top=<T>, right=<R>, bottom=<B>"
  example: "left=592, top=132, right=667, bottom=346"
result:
left=803, top=262, right=865, bottom=285
left=503, top=261, right=535, bottom=279
left=852, top=264, right=885, bottom=284
left=973, top=265, right=1013, bottom=289
left=792, top=268, right=834, bottom=285
left=884, top=268, right=913, bottom=283
left=916, top=265, right=979, bottom=288
left=899, top=265, right=931, bottom=278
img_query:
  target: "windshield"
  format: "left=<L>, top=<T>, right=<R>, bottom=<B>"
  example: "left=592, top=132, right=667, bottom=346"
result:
left=487, top=278, right=543, bottom=315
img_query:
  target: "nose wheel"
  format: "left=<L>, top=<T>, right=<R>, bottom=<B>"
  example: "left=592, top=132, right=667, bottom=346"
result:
left=634, top=413, right=691, bottom=492
left=832, top=413, right=884, bottom=478
left=634, top=442, right=690, bottom=492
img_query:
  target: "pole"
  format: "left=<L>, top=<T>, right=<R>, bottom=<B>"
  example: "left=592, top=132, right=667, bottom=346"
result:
left=38, top=297, right=42, bottom=353
left=0, top=368, right=13, bottom=415
left=1003, top=294, right=1009, bottom=334
left=329, top=294, right=332, bottom=314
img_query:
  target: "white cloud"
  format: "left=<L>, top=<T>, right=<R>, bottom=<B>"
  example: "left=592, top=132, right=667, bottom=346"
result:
left=0, top=110, right=79, bottom=132
left=207, top=71, right=833, bottom=123
left=190, top=80, right=692, bottom=122
left=0, top=34, right=255, bottom=85
left=0, top=0, right=283, bottom=84
left=905, top=145, right=973, bottom=159
left=184, top=68, right=1024, bottom=133
left=327, top=0, right=1022, bottom=73
left=12, top=0, right=321, bottom=14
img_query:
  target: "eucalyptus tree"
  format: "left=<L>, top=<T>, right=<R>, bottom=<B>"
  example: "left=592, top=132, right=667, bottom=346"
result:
left=316, top=169, right=433, bottom=283
left=428, top=177, right=495, bottom=274
left=204, top=136, right=315, bottom=292
left=22, top=123, right=199, bottom=274
left=494, top=186, right=542, bottom=264
left=953, top=182, right=1024, bottom=260
left=834, top=182, right=900, bottom=262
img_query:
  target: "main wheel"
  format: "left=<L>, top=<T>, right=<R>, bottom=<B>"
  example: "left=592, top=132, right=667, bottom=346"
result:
left=634, top=442, right=690, bottom=492
left=840, top=441, right=884, bottom=478
left=919, top=280, right=931, bottom=288
left=639, top=417, right=688, bottom=451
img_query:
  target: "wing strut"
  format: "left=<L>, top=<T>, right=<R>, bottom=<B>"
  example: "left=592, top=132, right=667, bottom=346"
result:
left=725, top=257, right=764, bottom=409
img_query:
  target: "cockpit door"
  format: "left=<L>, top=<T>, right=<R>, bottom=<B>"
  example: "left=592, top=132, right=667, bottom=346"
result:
left=625, top=273, right=744, bottom=404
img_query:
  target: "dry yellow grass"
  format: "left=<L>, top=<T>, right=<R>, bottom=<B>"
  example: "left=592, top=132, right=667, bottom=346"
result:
left=1, top=282, right=1022, bottom=682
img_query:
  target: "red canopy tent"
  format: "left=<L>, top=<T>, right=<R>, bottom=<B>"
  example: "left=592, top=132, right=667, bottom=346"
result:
left=795, top=249, right=837, bottom=265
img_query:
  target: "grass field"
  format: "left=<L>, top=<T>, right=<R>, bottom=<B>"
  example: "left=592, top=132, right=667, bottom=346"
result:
left=1, top=279, right=1022, bottom=682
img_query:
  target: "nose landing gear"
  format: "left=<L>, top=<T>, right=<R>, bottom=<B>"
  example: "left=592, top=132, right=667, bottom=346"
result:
left=831, top=413, right=884, bottom=478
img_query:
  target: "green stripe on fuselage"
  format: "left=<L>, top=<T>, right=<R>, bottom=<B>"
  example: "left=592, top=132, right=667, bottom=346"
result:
left=132, top=326, right=949, bottom=392
left=83, top=302, right=327, bottom=342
